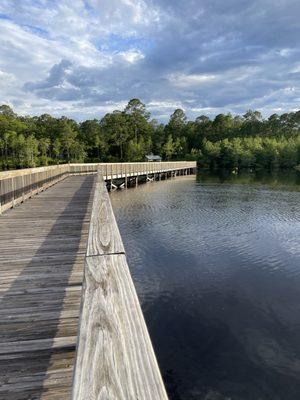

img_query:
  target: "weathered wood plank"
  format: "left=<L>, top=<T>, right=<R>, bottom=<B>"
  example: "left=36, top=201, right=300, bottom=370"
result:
left=87, top=174, right=125, bottom=256
left=0, top=349, right=75, bottom=399
left=0, top=337, right=77, bottom=355
left=73, top=175, right=168, bottom=400
left=73, top=254, right=168, bottom=400
left=0, top=175, right=94, bottom=400
left=0, top=163, right=197, bottom=398
left=0, top=164, right=70, bottom=214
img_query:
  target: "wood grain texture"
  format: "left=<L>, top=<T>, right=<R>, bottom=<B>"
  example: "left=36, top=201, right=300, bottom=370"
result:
left=0, top=162, right=196, bottom=399
left=87, top=173, right=125, bottom=256
left=0, top=175, right=94, bottom=400
left=72, top=175, right=168, bottom=400
left=73, top=254, right=168, bottom=400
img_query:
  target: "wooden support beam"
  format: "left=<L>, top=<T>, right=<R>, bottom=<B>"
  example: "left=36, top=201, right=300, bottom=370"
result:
left=111, top=182, right=117, bottom=190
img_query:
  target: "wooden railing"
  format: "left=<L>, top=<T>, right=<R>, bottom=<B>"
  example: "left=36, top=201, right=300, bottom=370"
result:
left=0, top=162, right=197, bottom=396
left=72, top=171, right=169, bottom=399
left=70, top=161, right=196, bottom=178
left=0, top=162, right=196, bottom=214
left=0, top=165, right=69, bottom=214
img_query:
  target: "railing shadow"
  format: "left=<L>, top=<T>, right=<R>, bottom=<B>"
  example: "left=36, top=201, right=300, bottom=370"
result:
left=0, top=175, right=94, bottom=400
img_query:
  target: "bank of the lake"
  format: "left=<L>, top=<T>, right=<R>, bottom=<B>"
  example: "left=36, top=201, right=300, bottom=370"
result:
left=110, top=170, right=300, bottom=400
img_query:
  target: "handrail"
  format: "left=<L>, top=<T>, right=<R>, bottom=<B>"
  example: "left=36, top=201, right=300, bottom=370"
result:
left=0, top=162, right=196, bottom=214
left=0, top=161, right=196, bottom=395
left=69, top=161, right=196, bottom=177
left=0, top=164, right=70, bottom=214
left=71, top=171, right=169, bottom=399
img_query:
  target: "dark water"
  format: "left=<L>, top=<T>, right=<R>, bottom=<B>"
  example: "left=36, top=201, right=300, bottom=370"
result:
left=110, top=170, right=300, bottom=400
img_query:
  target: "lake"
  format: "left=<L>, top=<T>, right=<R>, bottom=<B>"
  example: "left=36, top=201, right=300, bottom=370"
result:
left=110, top=170, right=300, bottom=400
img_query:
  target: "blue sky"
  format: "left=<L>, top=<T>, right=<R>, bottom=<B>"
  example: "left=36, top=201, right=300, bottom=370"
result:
left=0, top=0, right=299, bottom=121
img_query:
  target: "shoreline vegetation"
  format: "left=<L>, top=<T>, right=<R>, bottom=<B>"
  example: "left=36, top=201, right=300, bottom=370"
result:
left=0, top=100, right=299, bottom=172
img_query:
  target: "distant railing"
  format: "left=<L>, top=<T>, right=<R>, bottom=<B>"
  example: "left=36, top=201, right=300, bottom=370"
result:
left=0, top=165, right=69, bottom=214
left=70, top=161, right=196, bottom=178
left=71, top=171, right=169, bottom=399
left=0, top=162, right=196, bottom=214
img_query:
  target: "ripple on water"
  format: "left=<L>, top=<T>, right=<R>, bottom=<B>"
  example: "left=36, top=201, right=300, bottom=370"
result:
left=110, top=175, right=300, bottom=400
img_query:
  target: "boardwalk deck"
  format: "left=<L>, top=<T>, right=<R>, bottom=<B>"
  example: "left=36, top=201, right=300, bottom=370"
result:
left=0, top=175, right=94, bottom=400
left=0, top=162, right=196, bottom=399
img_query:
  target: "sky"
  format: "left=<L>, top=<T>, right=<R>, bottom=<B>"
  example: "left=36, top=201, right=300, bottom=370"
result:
left=0, top=0, right=300, bottom=121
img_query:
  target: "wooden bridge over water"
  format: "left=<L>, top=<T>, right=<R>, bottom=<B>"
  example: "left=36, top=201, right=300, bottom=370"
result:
left=0, top=162, right=196, bottom=400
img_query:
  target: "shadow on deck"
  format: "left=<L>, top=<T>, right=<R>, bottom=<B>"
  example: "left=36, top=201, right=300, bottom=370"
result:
left=0, top=175, right=94, bottom=400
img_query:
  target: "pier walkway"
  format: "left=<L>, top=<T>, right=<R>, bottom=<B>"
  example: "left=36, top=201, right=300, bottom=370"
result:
left=0, top=162, right=196, bottom=399
left=0, top=175, right=94, bottom=399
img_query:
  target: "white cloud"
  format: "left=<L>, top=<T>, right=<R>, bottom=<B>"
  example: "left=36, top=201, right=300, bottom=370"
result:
left=118, top=49, right=145, bottom=63
left=88, top=0, right=160, bottom=32
left=0, top=70, right=15, bottom=83
left=169, top=73, right=216, bottom=88
left=0, top=0, right=299, bottom=120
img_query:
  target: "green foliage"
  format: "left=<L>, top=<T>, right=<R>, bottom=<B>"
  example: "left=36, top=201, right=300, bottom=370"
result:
left=198, top=136, right=300, bottom=170
left=0, top=100, right=299, bottom=170
left=163, top=135, right=175, bottom=160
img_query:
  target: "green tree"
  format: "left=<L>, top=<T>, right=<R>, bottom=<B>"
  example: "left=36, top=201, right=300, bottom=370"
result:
left=163, top=135, right=175, bottom=160
left=165, top=109, right=187, bottom=139
left=0, top=102, right=299, bottom=171
left=60, top=123, right=79, bottom=161
left=0, top=105, right=16, bottom=118
left=125, top=99, right=150, bottom=143
left=24, top=135, right=39, bottom=167
left=80, top=119, right=107, bottom=161
left=53, top=138, right=62, bottom=161
left=101, top=111, right=129, bottom=160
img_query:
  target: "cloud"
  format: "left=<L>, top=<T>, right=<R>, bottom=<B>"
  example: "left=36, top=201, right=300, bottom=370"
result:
left=118, top=49, right=145, bottom=64
left=24, top=60, right=72, bottom=91
left=169, top=73, right=216, bottom=88
left=0, top=0, right=299, bottom=121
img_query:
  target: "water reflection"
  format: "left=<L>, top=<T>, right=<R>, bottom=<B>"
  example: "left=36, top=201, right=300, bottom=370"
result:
left=110, top=171, right=300, bottom=400
left=197, top=169, right=300, bottom=189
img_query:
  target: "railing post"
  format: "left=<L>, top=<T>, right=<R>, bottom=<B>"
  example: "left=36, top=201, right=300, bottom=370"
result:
left=11, top=178, right=15, bottom=208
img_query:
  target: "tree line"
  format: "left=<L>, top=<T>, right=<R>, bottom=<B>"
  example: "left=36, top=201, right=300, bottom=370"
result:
left=0, top=100, right=299, bottom=170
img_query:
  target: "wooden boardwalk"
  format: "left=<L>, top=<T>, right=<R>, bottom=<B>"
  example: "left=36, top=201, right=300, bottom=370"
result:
left=0, top=175, right=94, bottom=399
left=0, top=162, right=196, bottom=399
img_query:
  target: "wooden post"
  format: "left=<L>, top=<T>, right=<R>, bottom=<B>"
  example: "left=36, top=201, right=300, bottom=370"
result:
left=11, top=178, right=15, bottom=208
left=21, top=175, right=25, bottom=203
